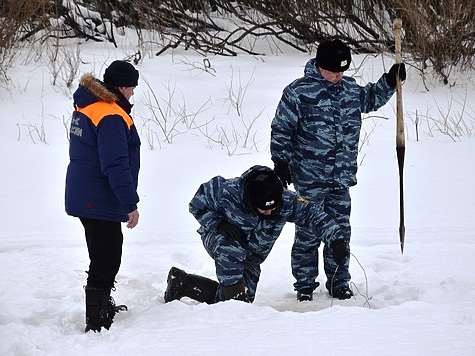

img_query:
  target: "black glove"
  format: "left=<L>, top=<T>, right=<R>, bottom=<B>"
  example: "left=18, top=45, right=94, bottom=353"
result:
left=386, top=63, right=406, bottom=88
left=217, top=221, right=245, bottom=243
left=273, top=161, right=292, bottom=188
left=332, top=240, right=349, bottom=266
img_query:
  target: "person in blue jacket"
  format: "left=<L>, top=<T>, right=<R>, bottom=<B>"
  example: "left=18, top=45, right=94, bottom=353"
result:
left=163, top=165, right=347, bottom=304
left=65, top=60, right=141, bottom=332
left=271, top=39, right=406, bottom=301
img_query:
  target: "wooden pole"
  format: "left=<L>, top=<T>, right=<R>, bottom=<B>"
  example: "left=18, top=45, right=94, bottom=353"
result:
left=393, top=18, right=405, bottom=253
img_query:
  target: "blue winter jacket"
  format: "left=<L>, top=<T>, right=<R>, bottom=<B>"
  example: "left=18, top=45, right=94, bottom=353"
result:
left=65, top=74, right=141, bottom=222
left=271, top=58, right=396, bottom=190
left=189, top=165, right=340, bottom=265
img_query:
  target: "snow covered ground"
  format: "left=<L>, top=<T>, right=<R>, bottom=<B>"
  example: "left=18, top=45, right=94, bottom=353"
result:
left=1, top=36, right=474, bottom=355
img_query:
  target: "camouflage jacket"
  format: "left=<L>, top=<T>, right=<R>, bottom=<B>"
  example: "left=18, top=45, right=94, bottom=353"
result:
left=189, top=165, right=339, bottom=265
left=271, top=58, right=395, bottom=189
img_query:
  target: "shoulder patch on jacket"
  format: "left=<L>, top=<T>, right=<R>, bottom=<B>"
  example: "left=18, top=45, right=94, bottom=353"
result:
left=76, top=101, right=133, bottom=128
left=296, top=196, right=309, bottom=205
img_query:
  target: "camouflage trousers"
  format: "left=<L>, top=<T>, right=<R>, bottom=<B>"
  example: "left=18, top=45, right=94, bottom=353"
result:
left=201, top=231, right=261, bottom=303
left=291, top=186, right=352, bottom=292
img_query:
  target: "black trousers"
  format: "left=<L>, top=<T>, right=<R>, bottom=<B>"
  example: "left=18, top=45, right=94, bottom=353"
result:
left=80, top=217, right=123, bottom=289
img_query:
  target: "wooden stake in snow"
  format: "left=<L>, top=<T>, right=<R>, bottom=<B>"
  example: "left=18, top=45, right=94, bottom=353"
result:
left=394, top=18, right=405, bottom=253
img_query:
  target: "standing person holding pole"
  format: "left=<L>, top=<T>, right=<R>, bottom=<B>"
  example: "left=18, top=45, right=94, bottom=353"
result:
left=271, top=39, right=406, bottom=301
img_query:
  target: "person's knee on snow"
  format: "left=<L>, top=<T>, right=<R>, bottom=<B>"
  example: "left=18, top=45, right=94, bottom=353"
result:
left=221, top=279, right=248, bottom=302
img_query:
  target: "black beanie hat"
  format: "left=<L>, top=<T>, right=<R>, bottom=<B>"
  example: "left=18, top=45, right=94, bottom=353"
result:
left=316, top=39, right=351, bottom=72
left=245, top=170, right=283, bottom=210
left=103, top=60, right=139, bottom=87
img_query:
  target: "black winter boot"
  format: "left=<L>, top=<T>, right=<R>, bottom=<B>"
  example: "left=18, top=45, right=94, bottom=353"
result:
left=164, top=266, right=218, bottom=304
left=84, top=286, right=128, bottom=333
left=327, top=283, right=354, bottom=300
left=85, top=286, right=104, bottom=333
left=221, top=279, right=248, bottom=302
left=297, top=287, right=314, bottom=302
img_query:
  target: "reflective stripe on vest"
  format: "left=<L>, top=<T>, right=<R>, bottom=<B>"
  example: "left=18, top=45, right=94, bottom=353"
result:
left=76, top=101, right=133, bottom=128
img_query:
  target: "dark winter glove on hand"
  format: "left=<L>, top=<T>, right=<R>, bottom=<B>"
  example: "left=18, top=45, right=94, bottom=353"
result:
left=332, top=240, right=350, bottom=266
left=273, top=161, right=292, bottom=188
left=386, top=63, right=406, bottom=88
left=217, top=221, right=245, bottom=244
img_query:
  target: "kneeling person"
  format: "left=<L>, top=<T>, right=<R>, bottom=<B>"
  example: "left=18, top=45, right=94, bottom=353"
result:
left=164, top=165, right=349, bottom=304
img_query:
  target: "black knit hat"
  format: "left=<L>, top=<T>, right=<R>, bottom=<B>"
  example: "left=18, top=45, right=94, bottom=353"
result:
left=103, top=60, right=139, bottom=87
left=316, top=39, right=351, bottom=72
left=245, top=170, right=283, bottom=210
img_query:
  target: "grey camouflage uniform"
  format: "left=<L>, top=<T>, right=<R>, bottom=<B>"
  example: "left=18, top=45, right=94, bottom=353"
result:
left=271, top=58, right=396, bottom=292
left=189, top=165, right=340, bottom=302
